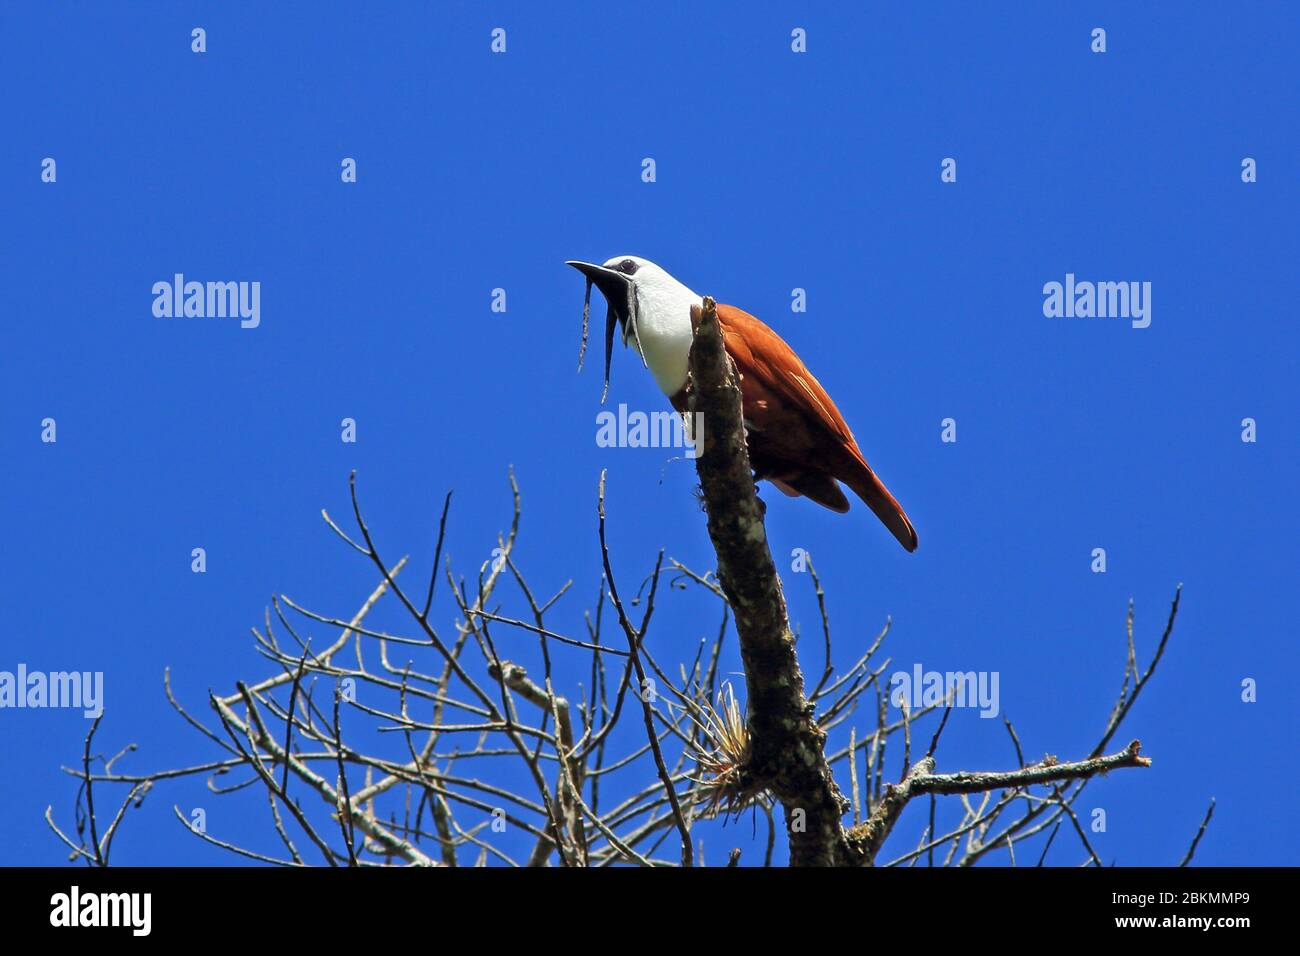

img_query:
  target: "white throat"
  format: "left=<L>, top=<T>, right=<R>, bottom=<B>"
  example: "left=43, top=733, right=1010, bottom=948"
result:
left=625, top=271, right=700, bottom=396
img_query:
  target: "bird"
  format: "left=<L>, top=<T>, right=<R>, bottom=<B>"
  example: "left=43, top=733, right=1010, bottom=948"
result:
left=566, top=255, right=918, bottom=552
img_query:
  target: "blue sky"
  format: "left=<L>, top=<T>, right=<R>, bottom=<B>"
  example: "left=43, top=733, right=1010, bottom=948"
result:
left=3, top=2, right=1296, bottom=866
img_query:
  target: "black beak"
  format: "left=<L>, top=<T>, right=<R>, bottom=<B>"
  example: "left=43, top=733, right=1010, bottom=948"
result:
left=566, top=261, right=632, bottom=309
left=566, top=260, right=646, bottom=403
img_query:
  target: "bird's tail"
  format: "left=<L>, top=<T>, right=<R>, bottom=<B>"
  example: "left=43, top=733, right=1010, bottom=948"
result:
left=842, top=453, right=918, bottom=552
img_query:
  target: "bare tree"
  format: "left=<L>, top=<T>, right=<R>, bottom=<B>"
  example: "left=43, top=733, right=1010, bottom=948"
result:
left=47, top=297, right=1208, bottom=867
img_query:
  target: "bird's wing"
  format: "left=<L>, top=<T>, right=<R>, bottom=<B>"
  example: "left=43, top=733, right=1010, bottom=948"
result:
left=713, top=303, right=857, bottom=447
left=714, top=303, right=918, bottom=552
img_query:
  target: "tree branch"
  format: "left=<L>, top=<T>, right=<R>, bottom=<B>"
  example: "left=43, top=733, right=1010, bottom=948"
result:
left=850, top=740, right=1151, bottom=864
left=687, top=295, right=852, bottom=866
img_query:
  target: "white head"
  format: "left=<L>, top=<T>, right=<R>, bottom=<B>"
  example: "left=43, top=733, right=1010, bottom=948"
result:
left=567, top=255, right=701, bottom=396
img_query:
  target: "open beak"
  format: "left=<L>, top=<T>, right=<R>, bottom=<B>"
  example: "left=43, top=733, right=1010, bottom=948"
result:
left=566, top=261, right=632, bottom=310
left=566, top=260, right=646, bottom=403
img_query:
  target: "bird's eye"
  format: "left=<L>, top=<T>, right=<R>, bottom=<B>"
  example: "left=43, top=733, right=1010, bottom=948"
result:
left=618, top=259, right=639, bottom=275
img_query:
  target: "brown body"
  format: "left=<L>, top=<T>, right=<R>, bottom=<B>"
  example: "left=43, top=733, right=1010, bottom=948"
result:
left=672, top=303, right=918, bottom=552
